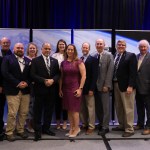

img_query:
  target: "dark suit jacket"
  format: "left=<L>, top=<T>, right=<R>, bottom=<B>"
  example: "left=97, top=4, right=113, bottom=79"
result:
left=136, top=52, right=150, bottom=95
left=82, top=55, right=98, bottom=94
left=0, top=56, right=3, bottom=87
left=116, top=51, right=137, bottom=92
left=1, top=54, right=31, bottom=95
left=30, top=55, right=60, bottom=96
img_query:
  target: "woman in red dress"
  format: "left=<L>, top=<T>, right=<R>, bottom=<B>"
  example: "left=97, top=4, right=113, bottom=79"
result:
left=59, top=44, right=86, bottom=137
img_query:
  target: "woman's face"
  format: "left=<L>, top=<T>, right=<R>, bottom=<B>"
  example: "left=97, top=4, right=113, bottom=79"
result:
left=67, top=45, right=74, bottom=58
left=58, top=42, right=66, bottom=53
left=28, top=44, right=37, bottom=56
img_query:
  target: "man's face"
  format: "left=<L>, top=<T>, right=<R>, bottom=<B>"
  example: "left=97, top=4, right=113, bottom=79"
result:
left=13, top=43, right=24, bottom=57
left=1, top=38, right=11, bottom=50
left=95, top=39, right=105, bottom=53
left=139, top=43, right=149, bottom=55
left=82, top=43, right=90, bottom=55
left=42, top=44, right=51, bottom=57
left=116, top=41, right=126, bottom=54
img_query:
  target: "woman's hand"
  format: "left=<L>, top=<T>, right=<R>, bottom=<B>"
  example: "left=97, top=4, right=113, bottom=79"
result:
left=74, top=88, right=82, bottom=97
left=59, top=89, right=63, bottom=97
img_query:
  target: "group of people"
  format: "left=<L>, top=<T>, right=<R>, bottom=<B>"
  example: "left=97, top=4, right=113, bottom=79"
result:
left=0, top=36, right=149, bottom=142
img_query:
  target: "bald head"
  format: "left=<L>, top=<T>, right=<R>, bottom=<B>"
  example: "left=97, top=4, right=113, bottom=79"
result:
left=13, top=43, right=24, bottom=57
left=138, top=39, right=150, bottom=55
left=95, top=39, right=105, bottom=53
left=41, top=42, right=52, bottom=57
left=0, top=37, right=11, bottom=51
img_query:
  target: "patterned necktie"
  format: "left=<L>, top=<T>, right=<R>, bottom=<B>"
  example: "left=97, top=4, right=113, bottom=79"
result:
left=81, top=56, right=84, bottom=61
left=114, top=53, right=121, bottom=75
left=46, top=58, right=50, bottom=75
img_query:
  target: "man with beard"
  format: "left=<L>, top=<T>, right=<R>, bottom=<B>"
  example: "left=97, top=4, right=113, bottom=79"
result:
left=0, top=37, right=12, bottom=141
left=1, top=43, right=31, bottom=141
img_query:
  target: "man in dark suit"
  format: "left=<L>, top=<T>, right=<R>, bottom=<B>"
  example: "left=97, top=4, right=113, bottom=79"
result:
left=135, top=39, right=150, bottom=135
left=112, top=39, right=137, bottom=137
left=30, top=43, right=60, bottom=141
left=0, top=37, right=12, bottom=141
left=1, top=43, right=31, bottom=141
left=80, top=42, right=98, bottom=135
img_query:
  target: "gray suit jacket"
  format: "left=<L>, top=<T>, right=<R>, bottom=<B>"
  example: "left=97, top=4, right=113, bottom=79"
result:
left=95, top=51, right=114, bottom=91
left=136, top=52, right=150, bottom=95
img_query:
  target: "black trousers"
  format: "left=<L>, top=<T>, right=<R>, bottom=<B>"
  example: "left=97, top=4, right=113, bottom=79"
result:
left=55, top=84, right=67, bottom=121
left=94, top=89, right=104, bottom=126
left=136, top=93, right=150, bottom=128
left=0, top=93, right=6, bottom=134
left=34, top=94, right=55, bottom=132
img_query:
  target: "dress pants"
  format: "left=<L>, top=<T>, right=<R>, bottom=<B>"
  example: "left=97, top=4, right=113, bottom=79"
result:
left=6, top=92, right=30, bottom=135
left=114, top=82, right=135, bottom=133
left=80, top=95, right=95, bottom=129
left=136, top=93, right=150, bottom=128
left=0, top=93, right=6, bottom=134
left=34, top=94, right=55, bottom=132
left=95, top=90, right=110, bottom=129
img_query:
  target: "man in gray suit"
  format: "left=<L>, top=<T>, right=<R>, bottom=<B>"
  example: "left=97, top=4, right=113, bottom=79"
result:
left=94, top=39, right=114, bottom=135
left=135, top=39, right=150, bottom=135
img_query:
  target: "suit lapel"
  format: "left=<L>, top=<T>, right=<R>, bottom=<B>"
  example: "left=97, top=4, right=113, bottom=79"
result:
left=118, top=51, right=126, bottom=68
left=139, top=53, right=150, bottom=70
left=12, top=54, right=22, bottom=73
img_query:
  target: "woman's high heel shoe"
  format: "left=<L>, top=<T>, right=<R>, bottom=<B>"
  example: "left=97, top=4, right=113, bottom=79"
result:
left=69, top=128, right=81, bottom=138
left=65, top=129, right=74, bottom=137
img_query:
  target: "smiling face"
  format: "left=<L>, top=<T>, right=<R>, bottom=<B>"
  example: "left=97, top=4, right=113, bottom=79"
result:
left=95, top=39, right=105, bottom=53
left=116, top=40, right=126, bottom=54
left=82, top=42, right=90, bottom=56
left=0, top=37, right=11, bottom=51
left=41, top=43, right=51, bottom=57
left=138, top=40, right=149, bottom=55
left=13, top=43, right=24, bottom=57
left=58, top=41, right=66, bottom=54
left=28, top=44, right=37, bottom=58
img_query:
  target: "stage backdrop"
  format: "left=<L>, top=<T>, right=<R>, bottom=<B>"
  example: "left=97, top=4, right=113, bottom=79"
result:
left=32, top=29, right=71, bottom=55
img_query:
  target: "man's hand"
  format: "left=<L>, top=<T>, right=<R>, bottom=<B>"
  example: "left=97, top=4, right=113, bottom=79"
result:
left=44, top=79, right=54, bottom=87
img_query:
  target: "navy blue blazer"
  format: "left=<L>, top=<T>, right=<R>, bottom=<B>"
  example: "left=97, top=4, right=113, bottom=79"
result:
left=30, top=55, right=60, bottom=96
left=1, top=54, right=31, bottom=95
left=82, top=55, right=98, bottom=94
left=115, top=51, right=137, bottom=92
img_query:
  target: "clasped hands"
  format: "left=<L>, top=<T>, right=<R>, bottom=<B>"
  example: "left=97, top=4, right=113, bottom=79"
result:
left=17, top=81, right=28, bottom=89
left=44, top=79, right=54, bottom=87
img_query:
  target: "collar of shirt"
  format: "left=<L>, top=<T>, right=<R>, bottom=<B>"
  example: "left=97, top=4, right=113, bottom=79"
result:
left=42, top=54, right=50, bottom=66
left=82, top=54, right=89, bottom=61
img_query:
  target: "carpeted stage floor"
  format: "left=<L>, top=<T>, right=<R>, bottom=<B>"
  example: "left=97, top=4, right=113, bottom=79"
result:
left=0, top=126, right=150, bottom=150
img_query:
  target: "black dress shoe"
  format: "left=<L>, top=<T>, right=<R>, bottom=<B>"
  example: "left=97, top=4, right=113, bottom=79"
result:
left=34, top=132, right=41, bottom=141
left=43, top=129, right=55, bottom=136
left=16, top=132, right=28, bottom=139
left=98, top=128, right=109, bottom=135
left=0, top=133, right=4, bottom=141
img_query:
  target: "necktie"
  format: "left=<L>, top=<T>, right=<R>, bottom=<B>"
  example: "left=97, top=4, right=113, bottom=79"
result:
left=81, top=56, right=84, bottom=61
left=46, top=58, right=50, bottom=75
left=114, top=53, right=121, bottom=75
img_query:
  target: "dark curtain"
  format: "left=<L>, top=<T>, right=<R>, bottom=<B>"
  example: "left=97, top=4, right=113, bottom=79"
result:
left=0, top=0, right=149, bottom=29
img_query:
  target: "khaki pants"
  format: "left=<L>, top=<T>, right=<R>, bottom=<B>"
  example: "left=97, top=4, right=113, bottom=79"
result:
left=80, top=95, right=95, bottom=129
left=6, top=92, right=30, bottom=135
left=114, top=83, right=135, bottom=133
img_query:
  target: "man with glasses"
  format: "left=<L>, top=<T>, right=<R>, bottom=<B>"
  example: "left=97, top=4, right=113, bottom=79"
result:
left=0, top=37, right=12, bottom=141
left=112, top=39, right=137, bottom=137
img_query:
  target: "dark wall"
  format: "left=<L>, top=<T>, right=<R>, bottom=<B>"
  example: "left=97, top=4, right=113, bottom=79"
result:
left=0, top=0, right=150, bottom=29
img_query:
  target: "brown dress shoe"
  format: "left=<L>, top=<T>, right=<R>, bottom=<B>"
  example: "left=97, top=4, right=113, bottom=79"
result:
left=86, top=129, right=94, bottom=135
left=6, top=134, right=16, bottom=142
left=142, top=129, right=150, bottom=135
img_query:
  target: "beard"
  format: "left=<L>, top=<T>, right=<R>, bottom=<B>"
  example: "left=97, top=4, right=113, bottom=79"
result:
left=15, top=51, right=24, bottom=57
